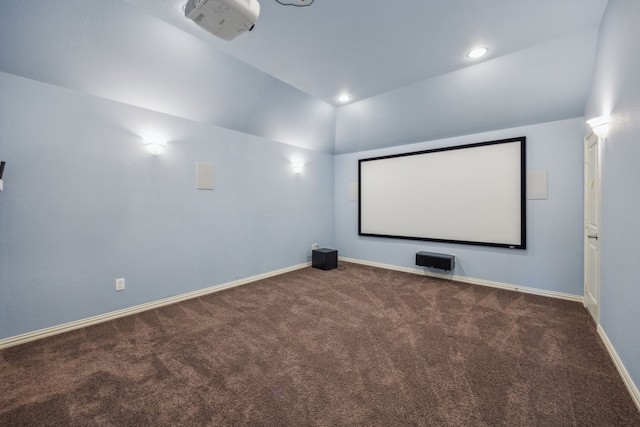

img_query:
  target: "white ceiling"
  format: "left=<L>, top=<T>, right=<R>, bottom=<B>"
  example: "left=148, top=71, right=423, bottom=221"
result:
left=123, top=0, right=609, bottom=105
left=0, top=0, right=610, bottom=153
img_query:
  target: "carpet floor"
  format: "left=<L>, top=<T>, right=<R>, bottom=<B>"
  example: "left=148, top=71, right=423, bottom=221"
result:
left=1, top=262, right=639, bottom=426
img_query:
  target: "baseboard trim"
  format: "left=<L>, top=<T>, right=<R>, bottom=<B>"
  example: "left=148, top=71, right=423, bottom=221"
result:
left=4, top=257, right=635, bottom=412
left=597, top=325, right=640, bottom=412
left=0, top=262, right=311, bottom=350
left=0, top=258, right=585, bottom=349
left=339, top=256, right=583, bottom=303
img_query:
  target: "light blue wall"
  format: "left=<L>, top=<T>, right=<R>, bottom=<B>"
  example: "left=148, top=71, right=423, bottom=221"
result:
left=2, top=6, right=635, bottom=396
left=335, top=118, right=584, bottom=295
left=0, top=72, right=335, bottom=339
left=584, top=0, right=640, bottom=392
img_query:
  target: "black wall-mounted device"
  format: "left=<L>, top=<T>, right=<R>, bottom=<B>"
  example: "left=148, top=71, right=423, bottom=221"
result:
left=416, top=251, right=455, bottom=271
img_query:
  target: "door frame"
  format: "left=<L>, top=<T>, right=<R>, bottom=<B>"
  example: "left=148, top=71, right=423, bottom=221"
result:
left=584, top=131, right=601, bottom=324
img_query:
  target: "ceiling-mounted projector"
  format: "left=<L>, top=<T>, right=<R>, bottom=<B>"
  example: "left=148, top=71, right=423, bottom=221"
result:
left=185, top=0, right=260, bottom=41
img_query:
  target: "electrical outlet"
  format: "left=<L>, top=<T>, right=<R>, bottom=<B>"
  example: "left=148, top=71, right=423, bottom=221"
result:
left=311, top=243, right=319, bottom=250
left=115, top=278, right=125, bottom=291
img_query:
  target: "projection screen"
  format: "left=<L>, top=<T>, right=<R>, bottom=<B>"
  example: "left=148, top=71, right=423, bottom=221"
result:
left=358, top=137, right=526, bottom=249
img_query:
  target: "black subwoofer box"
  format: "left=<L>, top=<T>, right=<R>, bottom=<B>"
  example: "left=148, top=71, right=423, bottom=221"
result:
left=312, top=248, right=338, bottom=270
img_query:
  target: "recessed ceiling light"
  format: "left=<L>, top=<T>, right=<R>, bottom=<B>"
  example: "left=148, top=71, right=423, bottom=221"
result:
left=467, top=47, right=488, bottom=59
left=337, top=94, right=352, bottom=103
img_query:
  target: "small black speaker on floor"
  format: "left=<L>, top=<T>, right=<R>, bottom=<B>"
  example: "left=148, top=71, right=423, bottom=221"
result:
left=416, top=251, right=455, bottom=271
left=312, top=248, right=338, bottom=270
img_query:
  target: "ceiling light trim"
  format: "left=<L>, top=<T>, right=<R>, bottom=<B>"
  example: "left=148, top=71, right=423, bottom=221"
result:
left=467, top=47, right=489, bottom=59
left=337, top=94, right=352, bottom=103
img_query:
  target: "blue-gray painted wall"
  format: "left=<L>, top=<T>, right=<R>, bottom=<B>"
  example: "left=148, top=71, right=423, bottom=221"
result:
left=0, top=72, right=335, bottom=338
left=334, top=118, right=585, bottom=296
left=0, top=0, right=638, bottom=401
left=584, top=0, right=640, bottom=396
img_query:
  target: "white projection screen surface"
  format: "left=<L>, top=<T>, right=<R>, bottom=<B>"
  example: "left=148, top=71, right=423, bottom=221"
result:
left=358, top=137, right=526, bottom=249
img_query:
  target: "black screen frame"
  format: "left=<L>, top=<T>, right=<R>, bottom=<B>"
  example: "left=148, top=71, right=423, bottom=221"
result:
left=358, top=137, right=527, bottom=250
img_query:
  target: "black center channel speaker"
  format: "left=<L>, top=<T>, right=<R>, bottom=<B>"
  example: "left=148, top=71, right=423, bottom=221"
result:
left=416, top=251, right=455, bottom=271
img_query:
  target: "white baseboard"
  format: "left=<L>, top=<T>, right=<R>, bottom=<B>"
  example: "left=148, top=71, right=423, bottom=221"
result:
left=3, top=257, right=637, bottom=413
left=597, top=325, right=640, bottom=412
left=0, top=262, right=311, bottom=350
left=339, top=256, right=583, bottom=303
left=0, top=257, right=584, bottom=348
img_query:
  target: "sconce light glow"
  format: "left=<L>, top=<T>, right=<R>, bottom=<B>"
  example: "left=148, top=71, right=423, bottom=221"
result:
left=144, top=137, right=166, bottom=155
left=587, top=116, right=610, bottom=138
left=292, top=162, right=304, bottom=174
left=467, top=47, right=488, bottom=59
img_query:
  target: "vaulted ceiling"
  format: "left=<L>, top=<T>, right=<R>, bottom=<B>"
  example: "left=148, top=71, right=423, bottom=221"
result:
left=0, top=0, right=609, bottom=153
left=124, top=0, right=608, bottom=105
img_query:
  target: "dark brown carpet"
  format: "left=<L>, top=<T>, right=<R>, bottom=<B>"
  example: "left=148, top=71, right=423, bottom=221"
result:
left=1, top=262, right=639, bottom=426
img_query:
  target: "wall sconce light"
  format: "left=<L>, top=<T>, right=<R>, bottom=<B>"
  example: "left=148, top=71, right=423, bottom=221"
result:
left=587, top=116, right=610, bottom=138
left=144, top=137, right=166, bottom=155
left=292, top=162, right=304, bottom=174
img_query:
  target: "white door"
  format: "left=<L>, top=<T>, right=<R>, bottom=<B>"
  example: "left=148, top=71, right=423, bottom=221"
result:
left=584, top=132, right=601, bottom=324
